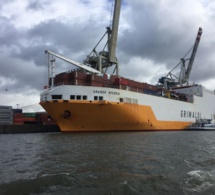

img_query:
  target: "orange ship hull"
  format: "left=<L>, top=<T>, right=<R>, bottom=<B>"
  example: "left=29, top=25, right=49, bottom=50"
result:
left=40, top=100, right=191, bottom=132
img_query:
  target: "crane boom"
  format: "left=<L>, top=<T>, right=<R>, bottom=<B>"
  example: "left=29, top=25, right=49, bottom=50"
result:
left=184, top=27, right=203, bottom=82
left=109, top=0, right=121, bottom=64
left=158, top=27, right=203, bottom=88
left=45, top=50, right=101, bottom=74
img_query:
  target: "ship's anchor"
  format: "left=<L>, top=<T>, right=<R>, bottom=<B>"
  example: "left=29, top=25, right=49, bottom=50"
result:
left=63, top=110, right=71, bottom=118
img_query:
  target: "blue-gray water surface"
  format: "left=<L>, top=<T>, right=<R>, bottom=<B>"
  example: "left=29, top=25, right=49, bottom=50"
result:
left=1, top=131, right=215, bottom=195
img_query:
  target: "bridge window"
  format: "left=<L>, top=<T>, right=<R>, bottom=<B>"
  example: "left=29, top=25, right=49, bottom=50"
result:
left=76, top=95, right=81, bottom=100
left=52, top=95, right=62, bottom=99
left=83, top=95, right=87, bottom=100
left=70, top=95, right=75, bottom=100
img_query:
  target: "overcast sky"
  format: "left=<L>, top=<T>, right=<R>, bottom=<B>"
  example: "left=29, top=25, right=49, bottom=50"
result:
left=0, top=0, right=215, bottom=112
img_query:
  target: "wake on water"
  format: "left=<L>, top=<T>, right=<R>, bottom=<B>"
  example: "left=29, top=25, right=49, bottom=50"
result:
left=181, top=170, right=215, bottom=194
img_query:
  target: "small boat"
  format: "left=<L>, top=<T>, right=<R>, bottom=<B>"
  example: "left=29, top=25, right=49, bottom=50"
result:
left=186, top=119, right=215, bottom=130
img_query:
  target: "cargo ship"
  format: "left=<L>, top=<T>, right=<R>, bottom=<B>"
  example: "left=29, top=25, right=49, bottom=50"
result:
left=40, top=0, right=215, bottom=132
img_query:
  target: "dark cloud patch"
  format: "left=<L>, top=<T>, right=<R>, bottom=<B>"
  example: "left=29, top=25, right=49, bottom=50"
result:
left=0, top=1, right=113, bottom=96
left=27, top=0, right=44, bottom=11
left=13, top=44, right=48, bottom=67
left=116, top=1, right=214, bottom=85
left=190, top=56, right=215, bottom=83
left=118, top=1, right=203, bottom=67
left=187, top=38, right=215, bottom=83
left=11, top=19, right=106, bottom=67
left=81, top=0, right=91, bottom=5
left=0, top=16, right=24, bottom=47
left=0, top=52, right=45, bottom=91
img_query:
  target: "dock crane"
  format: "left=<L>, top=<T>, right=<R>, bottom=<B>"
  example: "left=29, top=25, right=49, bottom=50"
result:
left=179, top=27, right=203, bottom=85
left=83, top=0, right=121, bottom=75
left=158, top=27, right=203, bottom=89
left=45, top=0, right=121, bottom=86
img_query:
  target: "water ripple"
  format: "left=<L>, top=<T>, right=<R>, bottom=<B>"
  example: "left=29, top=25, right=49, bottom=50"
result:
left=1, top=132, right=215, bottom=194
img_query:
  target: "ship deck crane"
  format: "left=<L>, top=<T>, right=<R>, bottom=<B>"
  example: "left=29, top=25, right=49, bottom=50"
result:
left=45, top=50, right=100, bottom=74
left=179, top=27, right=203, bottom=84
left=83, top=0, right=121, bottom=75
left=45, top=0, right=121, bottom=87
left=158, top=27, right=203, bottom=89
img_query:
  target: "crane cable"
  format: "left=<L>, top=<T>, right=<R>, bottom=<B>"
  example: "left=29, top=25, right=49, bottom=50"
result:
left=182, top=44, right=194, bottom=60
left=167, top=42, right=195, bottom=76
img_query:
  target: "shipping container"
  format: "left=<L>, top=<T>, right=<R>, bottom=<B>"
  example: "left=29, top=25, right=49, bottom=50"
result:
left=0, top=105, right=12, bottom=110
left=14, top=113, right=23, bottom=118
left=143, top=83, right=158, bottom=90
left=53, top=72, right=72, bottom=86
left=128, top=80, right=143, bottom=88
left=0, top=105, right=13, bottom=124
left=0, top=121, right=13, bottom=125
left=23, top=113, right=37, bottom=124
left=70, top=71, right=87, bottom=80
left=110, top=75, right=119, bottom=82
left=103, top=80, right=115, bottom=88
left=0, top=118, right=13, bottom=125
left=71, top=79, right=88, bottom=86
left=87, top=74, right=103, bottom=82
left=13, top=117, right=24, bottom=125
left=103, top=74, right=108, bottom=80
left=23, top=117, right=36, bottom=122
left=23, top=113, right=36, bottom=118
left=0, top=111, right=13, bottom=117
left=115, top=77, right=129, bottom=85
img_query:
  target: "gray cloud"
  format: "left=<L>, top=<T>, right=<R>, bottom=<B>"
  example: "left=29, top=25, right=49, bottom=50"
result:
left=119, top=1, right=200, bottom=63
left=0, top=14, right=108, bottom=93
left=0, top=0, right=215, bottom=109
left=0, top=16, right=23, bottom=47
left=26, top=0, right=45, bottom=11
left=11, top=18, right=107, bottom=66
left=117, top=0, right=215, bottom=85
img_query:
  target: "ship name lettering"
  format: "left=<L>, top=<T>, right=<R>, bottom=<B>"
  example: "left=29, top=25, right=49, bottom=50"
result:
left=93, top=90, right=106, bottom=94
left=180, top=110, right=201, bottom=119
left=109, top=91, right=120, bottom=95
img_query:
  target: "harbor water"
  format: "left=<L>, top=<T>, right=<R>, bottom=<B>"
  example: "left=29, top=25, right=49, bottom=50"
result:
left=1, top=131, right=215, bottom=195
